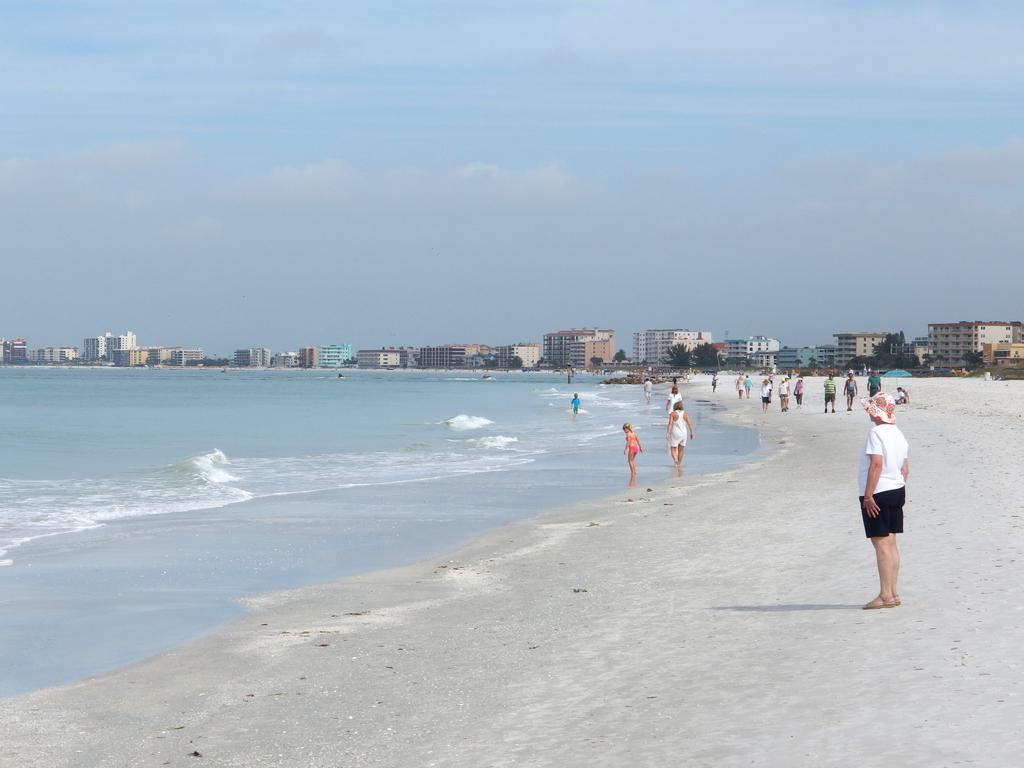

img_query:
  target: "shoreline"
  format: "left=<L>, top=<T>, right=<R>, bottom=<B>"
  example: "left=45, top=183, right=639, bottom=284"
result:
left=0, top=377, right=759, bottom=698
left=4, top=376, right=1023, bottom=766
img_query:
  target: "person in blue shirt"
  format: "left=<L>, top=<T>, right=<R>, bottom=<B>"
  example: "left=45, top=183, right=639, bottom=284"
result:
left=571, top=393, right=581, bottom=416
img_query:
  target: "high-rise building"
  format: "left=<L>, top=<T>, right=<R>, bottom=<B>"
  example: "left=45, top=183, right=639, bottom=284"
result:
left=2, top=338, right=28, bottom=364
left=542, top=329, right=614, bottom=367
left=298, top=347, right=319, bottom=368
left=632, top=329, right=713, bottom=364
left=234, top=348, right=272, bottom=367
left=84, top=331, right=136, bottom=361
left=83, top=335, right=108, bottom=361
left=927, top=321, right=1022, bottom=367
left=495, top=343, right=541, bottom=369
left=318, top=344, right=353, bottom=368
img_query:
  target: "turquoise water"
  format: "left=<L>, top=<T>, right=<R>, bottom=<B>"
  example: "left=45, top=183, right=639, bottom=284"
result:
left=0, top=368, right=758, bottom=695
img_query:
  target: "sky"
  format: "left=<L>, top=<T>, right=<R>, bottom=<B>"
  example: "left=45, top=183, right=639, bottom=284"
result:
left=2, top=0, right=1023, bottom=353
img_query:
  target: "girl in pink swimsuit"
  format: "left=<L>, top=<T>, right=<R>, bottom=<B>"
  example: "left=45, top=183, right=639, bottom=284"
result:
left=623, top=423, right=643, bottom=479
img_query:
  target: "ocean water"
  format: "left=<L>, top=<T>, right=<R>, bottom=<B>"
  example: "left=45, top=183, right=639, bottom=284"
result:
left=0, top=367, right=759, bottom=695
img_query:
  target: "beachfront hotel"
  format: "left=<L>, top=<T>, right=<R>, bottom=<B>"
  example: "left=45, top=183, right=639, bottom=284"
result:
left=298, top=347, right=319, bottom=368
left=632, top=329, right=713, bottom=364
left=927, top=321, right=1023, bottom=366
left=832, top=331, right=889, bottom=368
left=543, top=329, right=615, bottom=368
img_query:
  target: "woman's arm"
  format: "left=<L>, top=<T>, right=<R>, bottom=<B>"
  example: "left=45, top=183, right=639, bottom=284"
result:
left=863, top=455, right=884, bottom=516
left=901, top=458, right=909, bottom=481
left=684, top=412, right=694, bottom=439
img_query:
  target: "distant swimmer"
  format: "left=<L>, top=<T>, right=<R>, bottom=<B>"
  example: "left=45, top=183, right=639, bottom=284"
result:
left=571, top=392, right=581, bottom=416
left=665, top=385, right=682, bottom=412
left=643, top=378, right=653, bottom=405
left=667, top=401, right=694, bottom=467
left=711, top=373, right=718, bottom=392
left=623, top=423, right=644, bottom=480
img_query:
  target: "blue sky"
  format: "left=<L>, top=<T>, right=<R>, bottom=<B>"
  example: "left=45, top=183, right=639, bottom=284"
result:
left=2, top=1, right=1023, bottom=351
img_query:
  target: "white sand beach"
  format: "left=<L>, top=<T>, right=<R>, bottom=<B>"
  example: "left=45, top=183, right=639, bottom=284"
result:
left=3, top=376, right=1023, bottom=767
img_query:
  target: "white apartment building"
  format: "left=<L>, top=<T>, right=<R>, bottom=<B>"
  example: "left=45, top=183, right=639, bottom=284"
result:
left=29, top=347, right=78, bottom=363
left=496, top=343, right=541, bottom=369
left=357, top=349, right=404, bottom=368
left=632, top=329, right=713, bottom=364
left=928, top=321, right=1023, bottom=366
left=723, top=336, right=780, bottom=364
left=84, top=331, right=137, bottom=361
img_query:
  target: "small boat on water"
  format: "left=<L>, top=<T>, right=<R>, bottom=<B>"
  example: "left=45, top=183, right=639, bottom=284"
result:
left=482, top=374, right=493, bottom=380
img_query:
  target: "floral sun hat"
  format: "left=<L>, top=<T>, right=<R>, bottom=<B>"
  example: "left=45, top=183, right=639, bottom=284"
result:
left=862, top=392, right=896, bottom=424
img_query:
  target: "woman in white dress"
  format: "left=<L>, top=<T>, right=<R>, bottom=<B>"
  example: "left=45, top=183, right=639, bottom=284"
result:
left=666, top=401, right=694, bottom=466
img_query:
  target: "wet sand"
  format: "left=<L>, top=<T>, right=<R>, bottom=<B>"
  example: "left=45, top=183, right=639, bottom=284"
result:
left=3, top=376, right=1023, bottom=767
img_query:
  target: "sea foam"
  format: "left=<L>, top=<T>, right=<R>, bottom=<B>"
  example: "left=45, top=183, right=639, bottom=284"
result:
left=443, top=415, right=495, bottom=431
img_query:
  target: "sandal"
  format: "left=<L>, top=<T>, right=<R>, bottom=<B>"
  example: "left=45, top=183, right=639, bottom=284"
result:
left=862, top=597, right=898, bottom=610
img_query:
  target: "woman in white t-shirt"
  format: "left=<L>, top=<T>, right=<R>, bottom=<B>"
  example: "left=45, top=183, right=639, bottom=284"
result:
left=859, top=392, right=910, bottom=611
left=760, top=379, right=771, bottom=413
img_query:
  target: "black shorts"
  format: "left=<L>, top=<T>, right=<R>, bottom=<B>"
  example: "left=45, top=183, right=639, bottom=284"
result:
left=869, top=387, right=880, bottom=397
left=860, top=487, right=905, bottom=538
left=825, top=393, right=836, bottom=402
left=762, top=396, right=770, bottom=403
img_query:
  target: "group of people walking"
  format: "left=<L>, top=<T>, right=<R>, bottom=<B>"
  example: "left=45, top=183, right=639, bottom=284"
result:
left=734, top=373, right=805, bottom=413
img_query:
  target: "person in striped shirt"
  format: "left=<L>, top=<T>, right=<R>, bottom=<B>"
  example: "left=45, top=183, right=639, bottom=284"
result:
left=823, top=374, right=837, bottom=413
